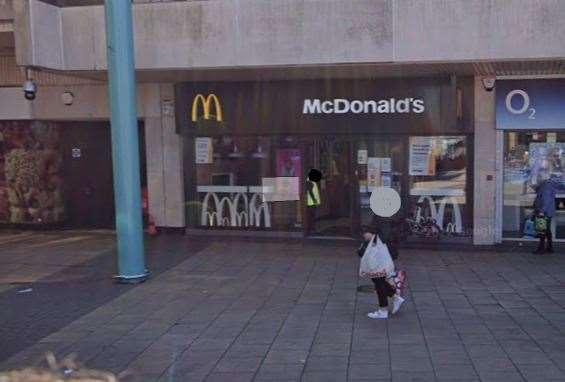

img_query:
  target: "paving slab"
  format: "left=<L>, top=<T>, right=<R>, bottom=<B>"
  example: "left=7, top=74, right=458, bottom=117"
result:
left=2, top=234, right=565, bottom=382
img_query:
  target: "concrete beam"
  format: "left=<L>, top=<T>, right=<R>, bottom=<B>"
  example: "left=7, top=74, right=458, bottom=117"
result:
left=0, top=0, right=14, bottom=21
left=16, top=0, right=565, bottom=72
left=0, top=84, right=160, bottom=120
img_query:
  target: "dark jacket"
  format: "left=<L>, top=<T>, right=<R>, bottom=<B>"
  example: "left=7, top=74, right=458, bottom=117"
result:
left=371, top=214, right=405, bottom=243
left=534, top=177, right=565, bottom=218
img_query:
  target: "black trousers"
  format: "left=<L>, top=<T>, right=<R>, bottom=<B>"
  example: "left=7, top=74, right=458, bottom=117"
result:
left=306, top=206, right=317, bottom=235
left=537, top=217, right=553, bottom=252
left=371, top=277, right=396, bottom=308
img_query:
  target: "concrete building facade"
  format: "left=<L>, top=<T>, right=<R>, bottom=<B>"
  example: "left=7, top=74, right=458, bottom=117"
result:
left=1, top=0, right=565, bottom=245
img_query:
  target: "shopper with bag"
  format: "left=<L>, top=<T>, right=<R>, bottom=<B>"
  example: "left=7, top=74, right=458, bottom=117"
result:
left=358, top=228, right=405, bottom=319
left=532, top=174, right=565, bottom=254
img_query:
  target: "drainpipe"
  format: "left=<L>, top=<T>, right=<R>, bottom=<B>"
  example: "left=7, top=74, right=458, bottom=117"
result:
left=104, top=0, right=148, bottom=283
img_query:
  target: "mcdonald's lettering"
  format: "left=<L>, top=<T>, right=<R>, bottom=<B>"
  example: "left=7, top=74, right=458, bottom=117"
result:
left=191, top=94, right=223, bottom=122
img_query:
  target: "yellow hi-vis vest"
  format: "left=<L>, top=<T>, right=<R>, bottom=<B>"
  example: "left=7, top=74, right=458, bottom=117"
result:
left=307, top=181, right=321, bottom=206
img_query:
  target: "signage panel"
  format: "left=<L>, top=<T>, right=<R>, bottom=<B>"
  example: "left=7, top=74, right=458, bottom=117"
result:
left=496, top=79, right=565, bottom=130
left=176, top=78, right=456, bottom=136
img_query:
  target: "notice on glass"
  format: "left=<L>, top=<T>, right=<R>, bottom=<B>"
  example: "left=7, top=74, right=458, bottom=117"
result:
left=381, top=174, right=392, bottom=188
left=379, top=158, right=392, bottom=172
left=357, top=150, right=368, bottom=164
left=409, top=137, right=435, bottom=176
left=195, top=137, right=213, bottom=164
left=367, top=157, right=381, bottom=190
left=262, top=177, right=300, bottom=202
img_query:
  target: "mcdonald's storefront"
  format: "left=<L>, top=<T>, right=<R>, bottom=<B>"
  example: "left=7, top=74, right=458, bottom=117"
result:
left=176, top=77, right=475, bottom=240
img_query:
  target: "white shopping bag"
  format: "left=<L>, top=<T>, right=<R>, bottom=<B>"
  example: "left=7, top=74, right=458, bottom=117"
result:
left=359, top=235, right=395, bottom=279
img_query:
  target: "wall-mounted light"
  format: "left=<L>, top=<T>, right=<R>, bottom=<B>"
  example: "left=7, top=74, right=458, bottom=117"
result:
left=61, top=91, right=74, bottom=106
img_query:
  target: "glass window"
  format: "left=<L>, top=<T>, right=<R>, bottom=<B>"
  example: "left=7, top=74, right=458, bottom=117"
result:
left=503, top=131, right=565, bottom=240
left=407, top=136, right=469, bottom=237
left=188, top=135, right=302, bottom=231
left=356, top=137, right=404, bottom=228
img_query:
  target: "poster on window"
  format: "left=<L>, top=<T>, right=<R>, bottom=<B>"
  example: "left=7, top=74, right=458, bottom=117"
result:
left=379, top=158, right=392, bottom=172
left=409, top=137, right=436, bottom=176
left=367, top=157, right=381, bottom=190
left=528, top=143, right=565, bottom=185
left=262, top=177, right=300, bottom=202
left=195, top=137, right=213, bottom=164
left=357, top=150, right=368, bottom=164
left=276, top=149, right=301, bottom=177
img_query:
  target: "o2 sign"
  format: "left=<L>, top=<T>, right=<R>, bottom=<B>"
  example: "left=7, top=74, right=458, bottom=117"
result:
left=505, top=89, right=536, bottom=119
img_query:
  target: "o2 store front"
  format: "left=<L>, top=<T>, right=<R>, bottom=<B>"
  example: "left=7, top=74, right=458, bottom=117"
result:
left=497, top=79, right=565, bottom=243
left=176, top=77, right=475, bottom=239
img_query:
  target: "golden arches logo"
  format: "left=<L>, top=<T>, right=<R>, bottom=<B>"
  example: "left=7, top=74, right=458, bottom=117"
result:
left=191, top=94, right=223, bottom=122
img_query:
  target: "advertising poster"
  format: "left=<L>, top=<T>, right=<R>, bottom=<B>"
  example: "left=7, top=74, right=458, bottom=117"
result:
left=262, top=177, right=300, bottom=202
left=276, top=149, right=301, bottom=177
left=367, top=157, right=381, bottom=190
left=409, top=137, right=435, bottom=176
left=381, top=174, right=392, bottom=188
left=529, top=142, right=565, bottom=176
left=195, top=137, right=213, bottom=164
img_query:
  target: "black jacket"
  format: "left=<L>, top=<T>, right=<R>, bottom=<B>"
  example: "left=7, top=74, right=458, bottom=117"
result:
left=371, top=213, right=405, bottom=243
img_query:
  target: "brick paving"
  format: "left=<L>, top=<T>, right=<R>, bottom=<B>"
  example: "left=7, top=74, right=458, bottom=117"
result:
left=2, top=233, right=565, bottom=381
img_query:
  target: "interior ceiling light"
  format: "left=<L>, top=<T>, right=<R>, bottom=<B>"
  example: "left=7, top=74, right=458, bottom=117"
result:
left=252, top=145, right=268, bottom=159
left=228, top=145, right=244, bottom=158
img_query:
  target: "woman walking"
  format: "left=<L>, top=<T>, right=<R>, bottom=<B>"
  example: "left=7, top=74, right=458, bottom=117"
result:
left=358, top=228, right=405, bottom=319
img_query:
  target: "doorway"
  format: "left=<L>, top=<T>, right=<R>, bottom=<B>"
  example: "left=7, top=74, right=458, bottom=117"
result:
left=61, top=122, right=146, bottom=229
left=353, top=136, right=406, bottom=235
left=304, top=139, right=355, bottom=237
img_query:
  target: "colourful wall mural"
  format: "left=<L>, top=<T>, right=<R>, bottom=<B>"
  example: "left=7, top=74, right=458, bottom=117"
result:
left=0, top=121, right=65, bottom=224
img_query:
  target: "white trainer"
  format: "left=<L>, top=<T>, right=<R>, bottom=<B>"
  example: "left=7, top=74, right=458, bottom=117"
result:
left=391, top=295, right=405, bottom=315
left=368, top=309, right=389, bottom=319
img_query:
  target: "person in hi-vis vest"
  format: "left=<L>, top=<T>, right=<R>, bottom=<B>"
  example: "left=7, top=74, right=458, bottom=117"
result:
left=306, top=169, right=322, bottom=235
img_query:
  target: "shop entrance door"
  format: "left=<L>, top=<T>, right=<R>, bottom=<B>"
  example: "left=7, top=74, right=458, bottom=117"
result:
left=304, top=139, right=355, bottom=237
left=352, top=136, right=407, bottom=235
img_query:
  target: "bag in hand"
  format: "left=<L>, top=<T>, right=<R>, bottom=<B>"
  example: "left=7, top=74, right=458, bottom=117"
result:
left=359, top=235, right=395, bottom=279
left=534, top=216, right=548, bottom=234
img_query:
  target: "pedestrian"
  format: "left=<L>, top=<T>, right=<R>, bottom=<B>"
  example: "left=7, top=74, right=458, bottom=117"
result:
left=305, top=168, right=322, bottom=236
left=358, top=227, right=405, bottom=319
left=532, top=173, right=565, bottom=254
left=371, top=212, right=405, bottom=261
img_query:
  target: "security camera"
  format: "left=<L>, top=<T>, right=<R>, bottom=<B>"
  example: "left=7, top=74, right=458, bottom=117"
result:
left=23, top=80, right=37, bottom=101
left=482, top=77, right=495, bottom=92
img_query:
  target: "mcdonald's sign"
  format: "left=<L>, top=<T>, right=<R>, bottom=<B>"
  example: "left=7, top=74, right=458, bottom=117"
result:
left=191, top=94, right=223, bottom=122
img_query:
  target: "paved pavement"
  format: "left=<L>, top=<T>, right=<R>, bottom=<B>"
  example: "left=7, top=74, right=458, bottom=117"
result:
left=0, top=230, right=209, bottom=363
left=1, top=232, right=565, bottom=382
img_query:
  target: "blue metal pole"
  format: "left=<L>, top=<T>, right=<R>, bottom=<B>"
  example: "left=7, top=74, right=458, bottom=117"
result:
left=104, top=0, right=148, bottom=283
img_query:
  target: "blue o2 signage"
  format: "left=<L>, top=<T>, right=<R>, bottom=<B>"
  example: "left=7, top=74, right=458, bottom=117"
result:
left=496, top=79, right=565, bottom=130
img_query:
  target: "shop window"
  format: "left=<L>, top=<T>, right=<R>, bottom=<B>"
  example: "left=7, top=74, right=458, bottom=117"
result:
left=407, top=136, right=468, bottom=237
left=189, top=136, right=302, bottom=231
left=356, top=137, right=404, bottom=228
left=503, top=132, right=565, bottom=240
